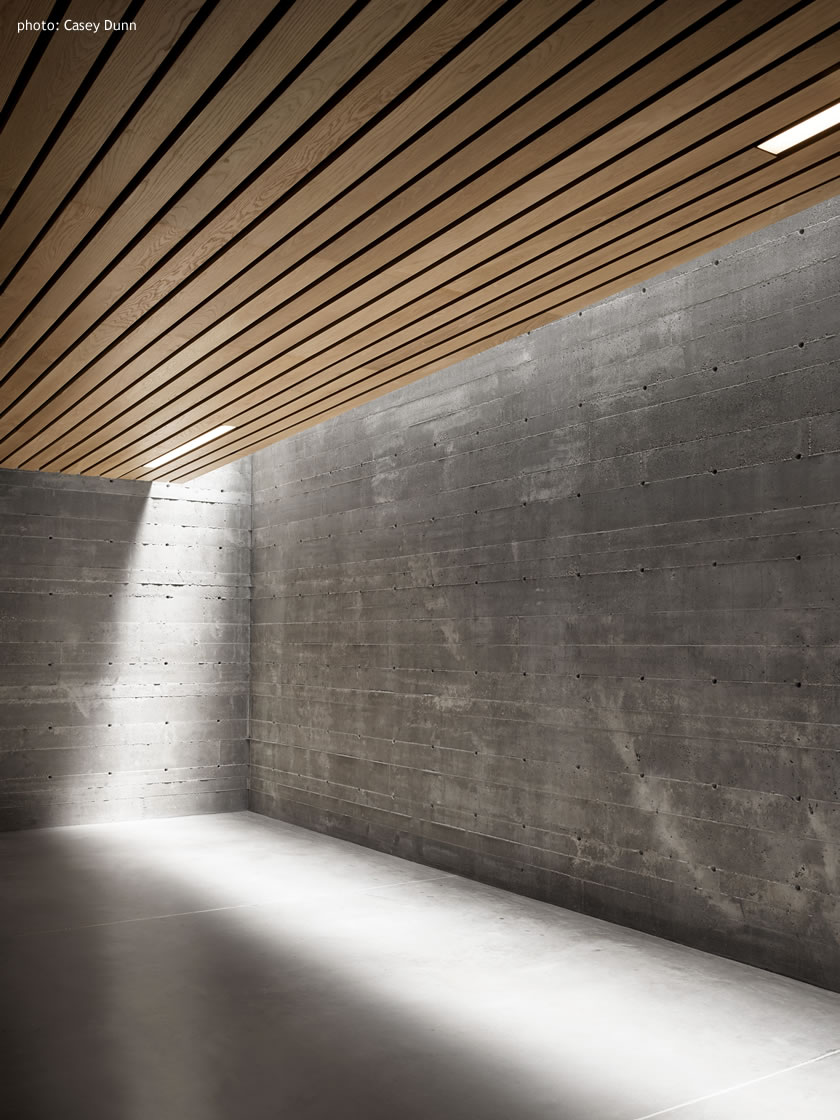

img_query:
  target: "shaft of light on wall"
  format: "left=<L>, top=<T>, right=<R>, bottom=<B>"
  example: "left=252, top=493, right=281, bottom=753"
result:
left=144, top=425, right=235, bottom=470
left=758, top=100, right=840, bottom=155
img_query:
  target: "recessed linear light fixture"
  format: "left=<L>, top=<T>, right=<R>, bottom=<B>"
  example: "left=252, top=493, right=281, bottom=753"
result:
left=144, top=424, right=235, bottom=470
left=758, top=100, right=840, bottom=155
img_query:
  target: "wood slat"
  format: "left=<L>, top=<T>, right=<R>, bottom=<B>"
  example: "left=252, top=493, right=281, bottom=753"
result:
left=0, top=0, right=780, bottom=451
left=0, top=0, right=563, bottom=443
left=1, top=0, right=838, bottom=480
left=0, top=0, right=376, bottom=369
left=0, top=0, right=46, bottom=118
left=0, top=0, right=206, bottom=287
left=168, top=172, right=840, bottom=482
left=53, top=5, right=839, bottom=473
left=139, top=157, right=840, bottom=480
left=0, top=0, right=128, bottom=206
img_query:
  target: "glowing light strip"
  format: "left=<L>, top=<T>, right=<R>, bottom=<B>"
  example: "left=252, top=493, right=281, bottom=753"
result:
left=144, top=425, right=235, bottom=469
left=758, top=101, right=840, bottom=154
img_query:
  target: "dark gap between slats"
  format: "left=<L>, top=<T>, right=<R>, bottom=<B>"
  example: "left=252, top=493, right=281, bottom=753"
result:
left=0, top=0, right=623, bottom=449
left=15, top=0, right=709, bottom=468
left=10, top=0, right=829, bottom=476
left=67, top=23, right=839, bottom=473
left=0, top=0, right=296, bottom=386
left=0, top=0, right=430, bottom=411
left=0, top=0, right=147, bottom=253
left=76, top=0, right=594, bottom=392
left=0, top=0, right=71, bottom=136
left=159, top=166, right=840, bottom=481
left=110, top=155, right=840, bottom=481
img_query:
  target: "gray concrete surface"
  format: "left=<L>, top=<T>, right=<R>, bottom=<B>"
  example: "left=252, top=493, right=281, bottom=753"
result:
left=2, top=811, right=838, bottom=1120
left=250, top=196, right=840, bottom=991
left=0, top=460, right=251, bottom=828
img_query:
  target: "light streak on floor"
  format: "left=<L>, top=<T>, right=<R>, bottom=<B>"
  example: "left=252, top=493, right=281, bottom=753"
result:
left=1, top=811, right=838, bottom=1119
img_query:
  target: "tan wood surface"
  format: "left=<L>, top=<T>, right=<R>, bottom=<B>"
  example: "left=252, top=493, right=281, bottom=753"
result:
left=126, top=158, right=840, bottom=479
left=1, top=0, right=838, bottom=479
left=0, top=0, right=44, bottom=114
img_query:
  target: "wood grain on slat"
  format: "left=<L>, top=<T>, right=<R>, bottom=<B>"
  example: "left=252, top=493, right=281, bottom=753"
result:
left=0, top=0, right=368, bottom=370
left=0, top=0, right=774, bottom=449
left=0, top=0, right=125, bottom=203
left=0, top=0, right=205, bottom=289
left=0, top=0, right=46, bottom=114
left=46, top=10, right=840, bottom=474
left=1, top=0, right=838, bottom=481
left=166, top=172, right=840, bottom=482
left=129, top=155, right=840, bottom=480
left=0, top=0, right=563, bottom=442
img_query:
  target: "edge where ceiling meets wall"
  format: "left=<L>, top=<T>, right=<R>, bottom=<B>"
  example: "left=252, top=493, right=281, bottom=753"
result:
left=1, top=0, right=839, bottom=479
left=247, top=193, right=840, bottom=993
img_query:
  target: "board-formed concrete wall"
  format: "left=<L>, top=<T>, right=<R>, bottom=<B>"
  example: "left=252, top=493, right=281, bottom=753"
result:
left=0, top=460, right=250, bottom=829
left=250, top=196, right=840, bottom=991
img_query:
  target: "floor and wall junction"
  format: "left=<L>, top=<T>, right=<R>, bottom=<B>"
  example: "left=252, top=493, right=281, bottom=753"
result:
left=250, top=196, right=840, bottom=991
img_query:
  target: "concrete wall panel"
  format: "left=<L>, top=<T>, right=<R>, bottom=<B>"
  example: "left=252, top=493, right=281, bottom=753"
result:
left=0, top=461, right=250, bottom=829
left=250, top=197, right=840, bottom=991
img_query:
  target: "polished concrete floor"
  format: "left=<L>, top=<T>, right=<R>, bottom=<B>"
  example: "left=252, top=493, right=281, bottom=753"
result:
left=1, top=811, right=838, bottom=1120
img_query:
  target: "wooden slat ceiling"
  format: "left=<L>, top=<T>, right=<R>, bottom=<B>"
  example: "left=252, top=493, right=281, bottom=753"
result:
left=1, top=0, right=839, bottom=482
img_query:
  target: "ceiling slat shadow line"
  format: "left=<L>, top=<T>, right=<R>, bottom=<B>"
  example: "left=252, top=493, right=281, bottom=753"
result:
left=160, top=171, right=840, bottom=483
left=0, top=0, right=213, bottom=290
left=0, top=0, right=394, bottom=366
left=60, top=138, right=840, bottom=478
left=0, top=0, right=149, bottom=234
left=47, top=53, right=840, bottom=474
left=0, top=1, right=833, bottom=463
left=0, top=0, right=815, bottom=436
left=0, top=0, right=639, bottom=421
left=0, top=0, right=70, bottom=133
left=0, top=0, right=837, bottom=480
